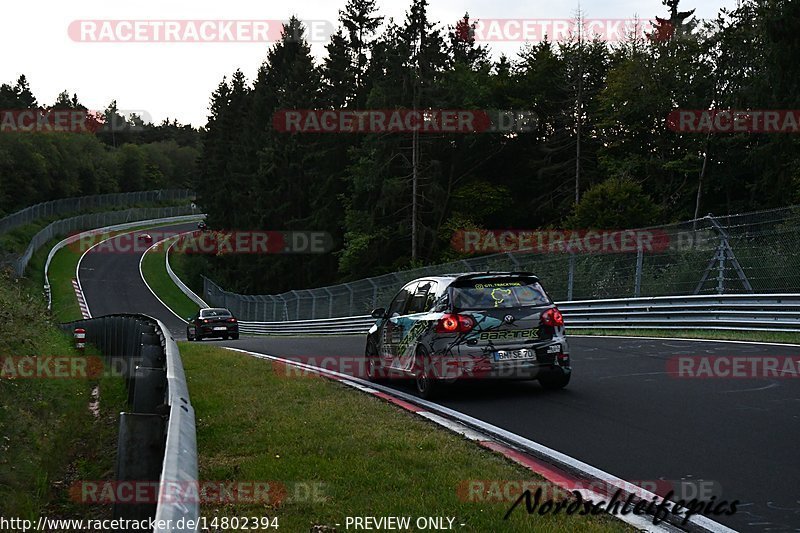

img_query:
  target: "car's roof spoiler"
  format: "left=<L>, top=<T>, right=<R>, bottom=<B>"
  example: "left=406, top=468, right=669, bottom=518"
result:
left=453, top=271, right=540, bottom=282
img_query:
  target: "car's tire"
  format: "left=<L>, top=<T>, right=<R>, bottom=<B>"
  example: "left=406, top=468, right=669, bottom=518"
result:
left=414, top=346, right=439, bottom=400
left=365, top=339, right=382, bottom=382
left=538, top=370, right=571, bottom=390
left=186, top=328, right=195, bottom=341
left=231, top=332, right=239, bottom=340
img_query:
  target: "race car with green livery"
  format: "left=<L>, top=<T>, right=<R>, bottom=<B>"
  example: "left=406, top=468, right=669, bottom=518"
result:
left=364, top=272, right=570, bottom=398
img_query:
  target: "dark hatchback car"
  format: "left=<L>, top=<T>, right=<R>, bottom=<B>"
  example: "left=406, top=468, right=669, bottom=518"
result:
left=186, top=307, right=239, bottom=341
left=365, top=272, right=570, bottom=398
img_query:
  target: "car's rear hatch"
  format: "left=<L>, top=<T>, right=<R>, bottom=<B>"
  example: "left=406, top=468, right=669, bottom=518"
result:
left=449, top=274, right=561, bottom=349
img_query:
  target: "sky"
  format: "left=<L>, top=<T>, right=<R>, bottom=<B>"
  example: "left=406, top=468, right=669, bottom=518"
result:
left=3, top=0, right=737, bottom=127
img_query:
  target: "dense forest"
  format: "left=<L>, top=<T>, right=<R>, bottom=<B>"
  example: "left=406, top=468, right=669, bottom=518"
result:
left=197, top=0, right=800, bottom=294
left=0, top=78, right=201, bottom=215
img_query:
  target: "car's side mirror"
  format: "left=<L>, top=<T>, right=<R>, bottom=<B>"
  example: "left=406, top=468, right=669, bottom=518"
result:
left=371, top=308, right=386, bottom=319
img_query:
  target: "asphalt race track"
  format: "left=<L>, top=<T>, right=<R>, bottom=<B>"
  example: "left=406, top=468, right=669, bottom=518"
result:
left=78, top=222, right=197, bottom=338
left=78, top=223, right=800, bottom=532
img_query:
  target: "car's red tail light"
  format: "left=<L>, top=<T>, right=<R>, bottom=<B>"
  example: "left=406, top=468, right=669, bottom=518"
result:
left=435, top=313, right=475, bottom=333
left=202, top=319, right=209, bottom=323
left=228, top=318, right=237, bottom=323
left=541, top=308, right=564, bottom=327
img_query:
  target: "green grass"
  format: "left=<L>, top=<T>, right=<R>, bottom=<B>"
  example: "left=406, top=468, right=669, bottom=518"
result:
left=140, top=236, right=199, bottom=320
left=569, top=328, right=800, bottom=344
left=0, top=273, right=127, bottom=520
left=181, top=342, right=631, bottom=532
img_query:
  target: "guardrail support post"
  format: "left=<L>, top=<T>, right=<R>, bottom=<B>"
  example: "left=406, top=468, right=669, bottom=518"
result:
left=567, top=254, right=575, bottom=301
left=132, top=367, right=167, bottom=414
left=113, top=413, right=165, bottom=521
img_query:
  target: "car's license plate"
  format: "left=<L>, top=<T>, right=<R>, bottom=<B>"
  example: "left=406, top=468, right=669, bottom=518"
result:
left=494, top=349, right=536, bottom=362
left=213, top=326, right=227, bottom=331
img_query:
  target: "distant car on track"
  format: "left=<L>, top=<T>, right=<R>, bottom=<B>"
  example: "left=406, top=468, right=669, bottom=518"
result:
left=365, top=272, right=570, bottom=398
left=138, top=233, right=153, bottom=244
left=187, top=307, right=239, bottom=341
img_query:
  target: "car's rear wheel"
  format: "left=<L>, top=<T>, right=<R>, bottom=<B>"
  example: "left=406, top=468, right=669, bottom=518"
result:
left=538, top=370, right=570, bottom=390
left=414, top=346, right=438, bottom=400
left=186, top=328, right=195, bottom=341
left=231, top=332, right=239, bottom=340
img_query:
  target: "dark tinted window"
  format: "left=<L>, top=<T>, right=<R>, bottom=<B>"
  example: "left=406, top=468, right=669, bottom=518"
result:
left=406, top=281, right=437, bottom=314
left=201, top=308, right=232, bottom=317
left=452, top=279, right=550, bottom=309
left=388, top=283, right=415, bottom=316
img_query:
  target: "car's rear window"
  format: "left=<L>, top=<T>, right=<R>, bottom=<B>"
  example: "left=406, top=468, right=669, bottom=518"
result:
left=202, top=309, right=232, bottom=317
left=452, top=279, right=551, bottom=309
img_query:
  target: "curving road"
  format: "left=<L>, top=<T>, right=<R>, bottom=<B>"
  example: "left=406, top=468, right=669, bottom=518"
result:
left=78, top=223, right=197, bottom=339
left=78, top=224, right=800, bottom=532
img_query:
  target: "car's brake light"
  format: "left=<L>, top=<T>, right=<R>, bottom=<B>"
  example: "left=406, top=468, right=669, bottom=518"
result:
left=541, top=308, right=564, bottom=327
left=202, top=319, right=209, bottom=323
left=228, top=318, right=236, bottom=323
left=435, top=313, right=475, bottom=333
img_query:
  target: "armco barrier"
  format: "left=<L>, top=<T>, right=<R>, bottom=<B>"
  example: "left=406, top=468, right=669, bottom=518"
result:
left=234, top=294, right=800, bottom=335
left=166, top=236, right=208, bottom=308
left=6, top=205, right=199, bottom=278
left=0, top=189, right=193, bottom=236
left=61, top=314, right=198, bottom=529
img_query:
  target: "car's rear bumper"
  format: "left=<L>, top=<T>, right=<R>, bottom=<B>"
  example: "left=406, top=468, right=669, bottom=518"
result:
left=427, top=339, right=570, bottom=381
left=198, top=325, right=239, bottom=337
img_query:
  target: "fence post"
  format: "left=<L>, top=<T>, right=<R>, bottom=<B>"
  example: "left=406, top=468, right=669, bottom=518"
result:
left=347, top=285, right=354, bottom=316
left=634, top=244, right=644, bottom=298
left=716, top=239, right=726, bottom=295
left=567, top=253, right=575, bottom=301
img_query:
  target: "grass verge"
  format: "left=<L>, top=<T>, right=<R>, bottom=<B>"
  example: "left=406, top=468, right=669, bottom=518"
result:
left=140, top=236, right=199, bottom=320
left=569, top=328, right=800, bottom=344
left=181, top=342, right=630, bottom=532
left=0, top=273, right=127, bottom=519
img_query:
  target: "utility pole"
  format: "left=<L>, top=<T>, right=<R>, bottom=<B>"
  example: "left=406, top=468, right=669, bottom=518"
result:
left=411, top=30, right=421, bottom=261
left=574, top=11, right=584, bottom=205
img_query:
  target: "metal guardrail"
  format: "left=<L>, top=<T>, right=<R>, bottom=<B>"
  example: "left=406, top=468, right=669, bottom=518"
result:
left=0, top=189, right=193, bottom=235
left=235, top=294, right=800, bottom=335
left=62, top=314, right=199, bottom=530
left=5, top=205, right=199, bottom=278
left=44, top=214, right=204, bottom=310
left=166, top=236, right=208, bottom=308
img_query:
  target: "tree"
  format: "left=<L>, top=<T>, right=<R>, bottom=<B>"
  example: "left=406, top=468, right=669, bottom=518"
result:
left=339, top=0, right=384, bottom=106
left=568, top=178, right=660, bottom=229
